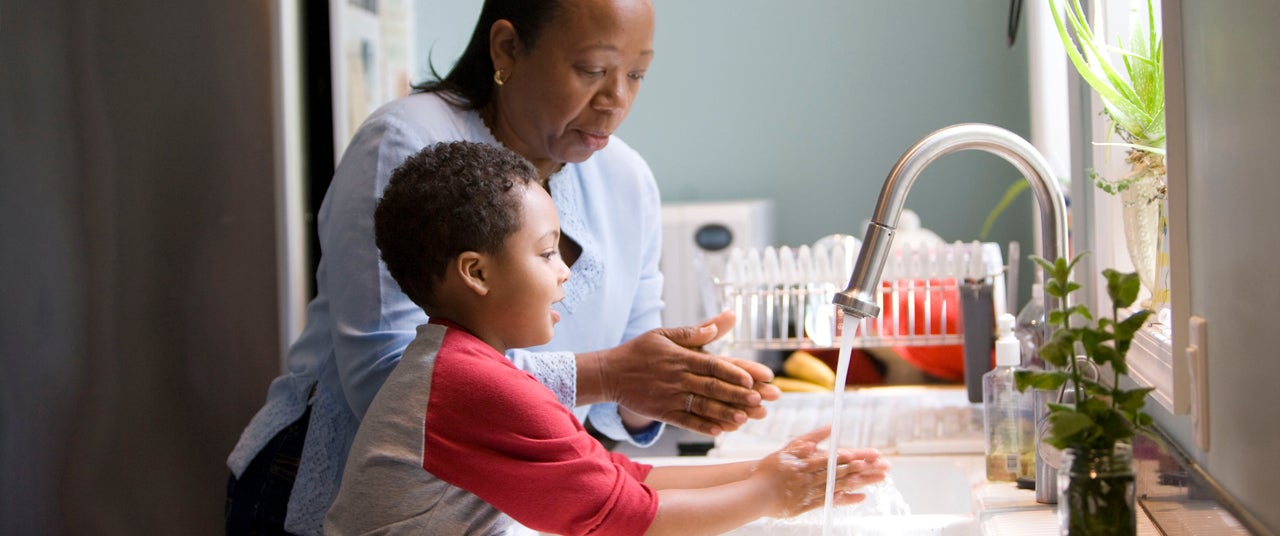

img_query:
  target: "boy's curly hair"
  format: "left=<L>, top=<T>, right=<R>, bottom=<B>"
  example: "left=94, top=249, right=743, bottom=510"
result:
left=375, top=141, right=539, bottom=311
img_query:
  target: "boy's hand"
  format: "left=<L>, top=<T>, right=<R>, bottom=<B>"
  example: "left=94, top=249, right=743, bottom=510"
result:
left=753, top=426, right=891, bottom=518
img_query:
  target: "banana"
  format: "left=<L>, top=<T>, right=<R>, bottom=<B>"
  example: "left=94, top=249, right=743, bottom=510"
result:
left=783, top=350, right=837, bottom=390
left=770, top=376, right=831, bottom=393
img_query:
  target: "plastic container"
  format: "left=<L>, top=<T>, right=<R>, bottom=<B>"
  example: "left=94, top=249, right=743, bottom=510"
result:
left=983, top=313, right=1035, bottom=482
left=1016, top=283, right=1047, bottom=370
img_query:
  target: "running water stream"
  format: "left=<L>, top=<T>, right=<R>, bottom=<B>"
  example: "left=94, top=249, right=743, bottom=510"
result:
left=821, top=314, right=861, bottom=535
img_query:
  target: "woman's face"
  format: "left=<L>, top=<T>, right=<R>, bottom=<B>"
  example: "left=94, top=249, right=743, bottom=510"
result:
left=490, top=0, right=655, bottom=175
left=484, top=185, right=571, bottom=351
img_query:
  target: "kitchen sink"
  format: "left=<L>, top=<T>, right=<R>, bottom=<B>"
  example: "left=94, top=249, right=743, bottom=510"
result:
left=727, top=454, right=984, bottom=535
left=630, top=388, right=1165, bottom=534
left=640, top=454, right=986, bottom=536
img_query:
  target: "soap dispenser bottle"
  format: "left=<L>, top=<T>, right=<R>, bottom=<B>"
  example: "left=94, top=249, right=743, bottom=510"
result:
left=983, top=313, right=1034, bottom=481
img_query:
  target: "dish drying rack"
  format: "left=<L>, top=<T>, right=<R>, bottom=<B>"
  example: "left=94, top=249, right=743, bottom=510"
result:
left=705, top=238, right=1013, bottom=352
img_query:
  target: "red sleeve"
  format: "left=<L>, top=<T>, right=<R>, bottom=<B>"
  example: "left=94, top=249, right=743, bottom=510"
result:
left=423, top=333, right=658, bottom=536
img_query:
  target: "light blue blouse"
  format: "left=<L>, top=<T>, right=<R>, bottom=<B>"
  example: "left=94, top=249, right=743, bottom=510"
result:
left=226, top=92, right=666, bottom=535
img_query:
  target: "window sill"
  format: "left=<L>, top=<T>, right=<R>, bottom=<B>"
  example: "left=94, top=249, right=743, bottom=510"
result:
left=1125, top=311, right=1186, bottom=414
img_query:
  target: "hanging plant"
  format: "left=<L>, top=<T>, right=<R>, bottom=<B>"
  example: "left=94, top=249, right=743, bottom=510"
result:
left=1055, top=0, right=1166, bottom=199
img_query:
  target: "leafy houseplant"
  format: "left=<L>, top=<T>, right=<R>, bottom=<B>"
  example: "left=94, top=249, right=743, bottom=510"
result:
left=1015, top=253, right=1154, bottom=535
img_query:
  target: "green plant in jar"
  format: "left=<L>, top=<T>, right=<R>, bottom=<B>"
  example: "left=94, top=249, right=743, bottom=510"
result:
left=1015, top=252, right=1154, bottom=535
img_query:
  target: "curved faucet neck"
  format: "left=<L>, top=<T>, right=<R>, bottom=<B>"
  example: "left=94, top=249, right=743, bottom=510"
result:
left=834, top=123, right=1070, bottom=317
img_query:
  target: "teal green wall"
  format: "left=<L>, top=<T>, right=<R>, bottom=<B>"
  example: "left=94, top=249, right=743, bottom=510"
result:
left=415, top=1, right=1035, bottom=286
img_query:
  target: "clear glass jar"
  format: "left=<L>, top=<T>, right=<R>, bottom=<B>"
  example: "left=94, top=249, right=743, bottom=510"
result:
left=1119, top=173, right=1165, bottom=296
left=1057, top=444, right=1137, bottom=535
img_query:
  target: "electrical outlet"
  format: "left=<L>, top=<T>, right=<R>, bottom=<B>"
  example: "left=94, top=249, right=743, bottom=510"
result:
left=1185, top=315, right=1209, bottom=451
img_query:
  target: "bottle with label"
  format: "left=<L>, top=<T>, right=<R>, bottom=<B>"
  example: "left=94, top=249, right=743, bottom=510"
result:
left=1016, top=283, right=1047, bottom=370
left=983, top=313, right=1035, bottom=481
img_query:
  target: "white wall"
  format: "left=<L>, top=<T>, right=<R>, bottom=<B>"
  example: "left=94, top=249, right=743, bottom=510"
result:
left=1155, top=1, right=1280, bottom=532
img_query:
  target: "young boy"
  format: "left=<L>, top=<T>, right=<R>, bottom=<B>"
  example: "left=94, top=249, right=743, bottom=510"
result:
left=324, top=141, right=890, bottom=535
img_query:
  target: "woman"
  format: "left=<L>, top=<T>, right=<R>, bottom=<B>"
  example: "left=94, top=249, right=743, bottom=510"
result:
left=225, top=1, right=781, bottom=534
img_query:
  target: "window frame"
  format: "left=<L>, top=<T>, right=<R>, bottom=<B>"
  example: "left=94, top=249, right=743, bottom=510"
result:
left=1060, top=0, right=1189, bottom=415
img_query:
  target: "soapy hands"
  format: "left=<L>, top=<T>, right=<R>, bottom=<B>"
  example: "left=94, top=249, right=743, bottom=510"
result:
left=581, top=311, right=782, bottom=436
left=754, top=426, right=890, bottom=518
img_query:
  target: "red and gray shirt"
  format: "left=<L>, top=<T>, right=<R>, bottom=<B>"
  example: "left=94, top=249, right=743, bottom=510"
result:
left=324, top=319, right=658, bottom=535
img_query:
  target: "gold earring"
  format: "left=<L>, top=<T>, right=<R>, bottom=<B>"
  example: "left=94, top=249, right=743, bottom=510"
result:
left=493, top=69, right=506, bottom=86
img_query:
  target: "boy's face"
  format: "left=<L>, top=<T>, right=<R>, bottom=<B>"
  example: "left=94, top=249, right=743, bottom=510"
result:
left=484, top=184, right=571, bottom=349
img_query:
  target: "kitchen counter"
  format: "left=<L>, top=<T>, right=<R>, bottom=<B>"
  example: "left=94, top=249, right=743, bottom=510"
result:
left=624, top=388, right=1257, bottom=535
left=632, top=453, right=1164, bottom=535
left=974, top=478, right=1161, bottom=535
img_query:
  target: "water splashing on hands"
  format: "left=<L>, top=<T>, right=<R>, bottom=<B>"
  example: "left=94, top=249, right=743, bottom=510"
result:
left=752, top=426, right=891, bottom=518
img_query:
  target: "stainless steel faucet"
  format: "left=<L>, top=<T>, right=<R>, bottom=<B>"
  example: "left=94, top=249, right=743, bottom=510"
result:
left=833, top=123, right=1068, bottom=316
left=832, top=123, right=1069, bottom=502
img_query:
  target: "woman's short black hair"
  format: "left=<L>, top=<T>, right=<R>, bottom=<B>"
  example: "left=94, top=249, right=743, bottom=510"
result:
left=412, top=0, right=565, bottom=109
left=375, top=141, right=539, bottom=310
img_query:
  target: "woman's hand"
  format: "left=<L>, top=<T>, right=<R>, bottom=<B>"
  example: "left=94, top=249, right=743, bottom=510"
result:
left=579, top=311, right=782, bottom=436
left=752, top=426, right=890, bottom=518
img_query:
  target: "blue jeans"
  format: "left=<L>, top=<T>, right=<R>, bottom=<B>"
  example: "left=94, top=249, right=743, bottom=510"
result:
left=225, top=405, right=310, bottom=535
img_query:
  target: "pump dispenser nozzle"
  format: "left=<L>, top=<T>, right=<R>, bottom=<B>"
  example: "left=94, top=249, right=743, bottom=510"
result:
left=995, top=313, right=1018, bottom=367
